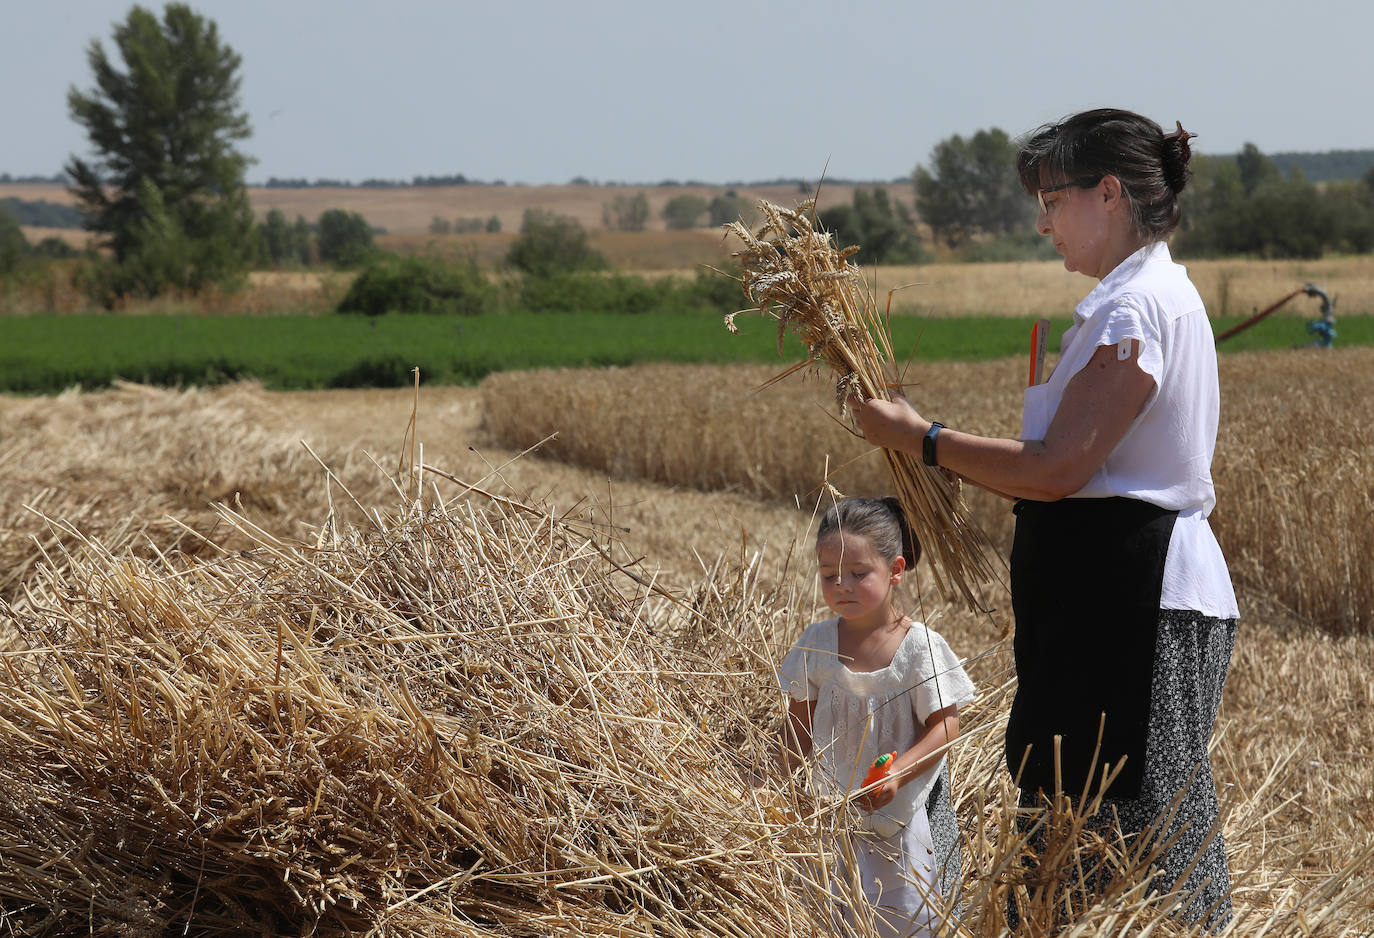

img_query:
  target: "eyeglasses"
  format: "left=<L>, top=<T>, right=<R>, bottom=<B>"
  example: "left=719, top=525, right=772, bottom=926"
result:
left=1037, top=182, right=1075, bottom=216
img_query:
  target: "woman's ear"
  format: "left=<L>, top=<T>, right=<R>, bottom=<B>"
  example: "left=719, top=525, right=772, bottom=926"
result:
left=1101, top=174, right=1125, bottom=209
left=890, top=555, right=907, bottom=583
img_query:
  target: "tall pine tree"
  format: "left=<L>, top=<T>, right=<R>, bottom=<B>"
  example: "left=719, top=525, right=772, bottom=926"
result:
left=66, top=4, right=255, bottom=298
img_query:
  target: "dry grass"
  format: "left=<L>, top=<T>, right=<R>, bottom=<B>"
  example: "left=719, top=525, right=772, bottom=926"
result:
left=1, top=364, right=1372, bottom=935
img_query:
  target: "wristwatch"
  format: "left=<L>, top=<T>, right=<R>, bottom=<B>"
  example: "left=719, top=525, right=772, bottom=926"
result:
left=922, top=422, right=945, bottom=467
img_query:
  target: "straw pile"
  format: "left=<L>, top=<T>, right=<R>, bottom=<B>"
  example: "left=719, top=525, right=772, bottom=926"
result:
left=724, top=200, right=1002, bottom=610
left=0, top=472, right=874, bottom=936
left=3, top=446, right=1372, bottom=934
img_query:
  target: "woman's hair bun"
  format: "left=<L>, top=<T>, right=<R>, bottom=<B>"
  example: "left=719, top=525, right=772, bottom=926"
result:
left=1162, top=120, right=1195, bottom=194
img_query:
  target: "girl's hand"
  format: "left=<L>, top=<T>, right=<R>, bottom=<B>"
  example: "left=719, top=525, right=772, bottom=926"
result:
left=848, top=396, right=929, bottom=452
left=857, top=775, right=899, bottom=812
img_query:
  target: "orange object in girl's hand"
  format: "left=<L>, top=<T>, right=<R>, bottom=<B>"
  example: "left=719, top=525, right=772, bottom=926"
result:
left=863, top=751, right=898, bottom=788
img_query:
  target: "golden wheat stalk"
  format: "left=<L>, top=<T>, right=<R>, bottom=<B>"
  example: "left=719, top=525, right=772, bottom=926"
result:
left=724, top=199, right=1004, bottom=611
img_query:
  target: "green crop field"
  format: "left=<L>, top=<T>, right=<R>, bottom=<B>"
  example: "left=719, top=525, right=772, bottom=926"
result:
left=0, top=311, right=1367, bottom=394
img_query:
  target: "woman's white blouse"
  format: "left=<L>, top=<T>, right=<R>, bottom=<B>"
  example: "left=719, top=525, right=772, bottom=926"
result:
left=778, top=618, right=976, bottom=836
left=1020, top=241, right=1239, bottom=618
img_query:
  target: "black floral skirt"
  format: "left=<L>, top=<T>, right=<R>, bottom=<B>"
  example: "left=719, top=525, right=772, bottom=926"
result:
left=1016, top=608, right=1237, bottom=931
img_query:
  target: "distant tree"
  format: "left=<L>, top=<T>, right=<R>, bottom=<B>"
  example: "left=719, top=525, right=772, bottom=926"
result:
left=914, top=128, right=1032, bottom=247
left=0, top=206, right=28, bottom=274
left=603, top=192, right=650, bottom=231
left=484, top=215, right=502, bottom=233
left=0, top=197, right=85, bottom=229
left=429, top=216, right=452, bottom=235
left=65, top=3, right=255, bottom=296
left=707, top=190, right=750, bottom=227
left=32, top=236, right=80, bottom=260
left=292, top=215, right=314, bottom=265
left=1240, top=178, right=1334, bottom=258
left=1236, top=142, right=1282, bottom=196
left=1175, top=155, right=1248, bottom=256
left=316, top=209, right=375, bottom=267
left=662, top=194, right=708, bottom=230
left=817, top=187, right=926, bottom=265
left=1177, top=148, right=1345, bottom=259
left=1323, top=180, right=1374, bottom=253
left=257, top=208, right=292, bottom=266
left=88, top=176, right=197, bottom=298
left=507, top=209, right=605, bottom=277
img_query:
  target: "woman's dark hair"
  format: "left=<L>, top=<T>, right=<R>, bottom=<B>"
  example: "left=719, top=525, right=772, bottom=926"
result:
left=816, top=496, right=920, bottom=570
left=1016, top=108, right=1196, bottom=240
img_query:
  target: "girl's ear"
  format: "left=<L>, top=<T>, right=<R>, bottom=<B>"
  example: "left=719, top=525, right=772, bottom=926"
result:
left=889, top=555, right=907, bottom=583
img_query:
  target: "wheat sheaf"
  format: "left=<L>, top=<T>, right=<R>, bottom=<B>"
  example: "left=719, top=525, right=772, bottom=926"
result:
left=724, top=198, right=1004, bottom=611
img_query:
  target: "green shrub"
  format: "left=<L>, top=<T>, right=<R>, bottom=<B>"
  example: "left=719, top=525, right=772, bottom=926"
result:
left=517, top=272, right=663, bottom=313
left=337, top=253, right=495, bottom=316
left=317, top=209, right=376, bottom=268
left=662, top=194, right=707, bottom=230
left=674, top=265, right=745, bottom=313
left=507, top=209, right=605, bottom=277
left=0, top=207, right=28, bottom=275
left=961, top=231, right=1059, bottom=263
left=516, top=267, right=744, bottom=316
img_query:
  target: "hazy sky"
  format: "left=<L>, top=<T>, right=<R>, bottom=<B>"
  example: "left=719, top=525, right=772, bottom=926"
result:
left=6, top=0, right=1372, bottom=185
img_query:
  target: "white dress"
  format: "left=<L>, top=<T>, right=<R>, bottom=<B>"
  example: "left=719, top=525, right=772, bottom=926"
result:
left=779, top=618, right=977, bottom=938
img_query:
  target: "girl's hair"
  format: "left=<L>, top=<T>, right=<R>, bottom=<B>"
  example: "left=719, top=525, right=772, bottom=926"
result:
left=1015, top=108, right=1196, bottom=241
left=816, top=497, right=921, bottom=570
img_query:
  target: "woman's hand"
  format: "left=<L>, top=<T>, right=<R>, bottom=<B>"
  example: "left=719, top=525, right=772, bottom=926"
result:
left=848, top=396, right=929, bottom=453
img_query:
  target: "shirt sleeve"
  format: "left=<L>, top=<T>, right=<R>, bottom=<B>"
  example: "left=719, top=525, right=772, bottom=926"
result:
left=1087, top=295, right=1165, bottom=387
left=907, top=628, right=977, bottom=724
left=778, top=623, right=825, bottom=701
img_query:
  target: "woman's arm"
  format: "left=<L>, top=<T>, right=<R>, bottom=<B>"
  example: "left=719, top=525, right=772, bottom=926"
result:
left=779, top=697, right=815, bottom=774
left=858, top=704, right=960, bottom=811
left=853, top=341, right=1155, bottom=502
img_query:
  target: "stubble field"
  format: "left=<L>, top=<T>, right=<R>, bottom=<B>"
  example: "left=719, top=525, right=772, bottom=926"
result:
left=1, top=344, right=1371, bottom=934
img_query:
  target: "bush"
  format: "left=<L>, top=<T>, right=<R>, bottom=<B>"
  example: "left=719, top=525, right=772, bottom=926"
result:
left=317, top=209, right=376, bottom=268
left=516, top=267, right=743, bottom=316
left=662, top=194, right=707, bottom=230
left=603, top=192, right=650, bottom=231
left=506, top=209, right=605, bottom=277
left=816, top=187, right=928, bottom=265
left=708, top=190, right=750, bottom=227
left=674, top=265, right=745, bottom=313
left=517, top=272, right=662, bottom=314
left=0, top=207, right=28, bottom=275
left=961, top=231, right=1059, bottom=263
left=337, top=253, right=495, bottom=316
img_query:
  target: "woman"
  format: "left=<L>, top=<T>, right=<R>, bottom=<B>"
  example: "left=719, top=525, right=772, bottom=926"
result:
left=851, top=108, right=1237, bottom=930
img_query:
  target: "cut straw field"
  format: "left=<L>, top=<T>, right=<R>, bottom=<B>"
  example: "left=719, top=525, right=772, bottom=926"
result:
left=1, top=353, right=1371, bottom=935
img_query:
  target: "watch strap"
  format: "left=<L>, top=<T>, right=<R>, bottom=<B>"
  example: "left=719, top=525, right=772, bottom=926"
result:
left=922, top=421, right=946, bottom=467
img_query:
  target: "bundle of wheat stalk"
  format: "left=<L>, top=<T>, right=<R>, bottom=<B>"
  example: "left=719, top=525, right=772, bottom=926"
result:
left=724, top=200, right=1002, bottom=610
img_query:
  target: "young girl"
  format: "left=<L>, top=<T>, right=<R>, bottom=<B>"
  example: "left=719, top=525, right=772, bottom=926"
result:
left=779, top=496, right=976, bottom=938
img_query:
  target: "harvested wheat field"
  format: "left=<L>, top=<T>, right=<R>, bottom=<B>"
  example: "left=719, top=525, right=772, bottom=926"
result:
left=1, top=350, right=1372, bottom=935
